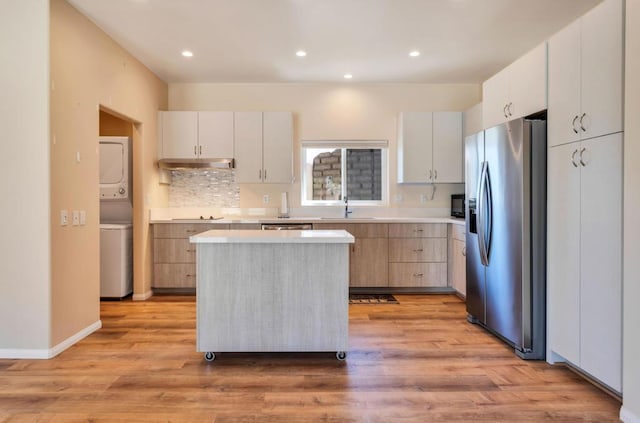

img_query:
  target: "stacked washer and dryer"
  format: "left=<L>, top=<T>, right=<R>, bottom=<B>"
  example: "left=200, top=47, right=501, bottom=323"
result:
left=99, top=136, right=133, bottom=299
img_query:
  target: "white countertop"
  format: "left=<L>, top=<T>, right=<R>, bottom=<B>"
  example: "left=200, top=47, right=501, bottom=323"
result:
left=190, top=229, right=355, bottom=244
left=152, top=216, right=466, bottom=226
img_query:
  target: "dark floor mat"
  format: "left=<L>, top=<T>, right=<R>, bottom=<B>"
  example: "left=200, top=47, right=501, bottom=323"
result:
left=349, top=294, right=399, bottom=304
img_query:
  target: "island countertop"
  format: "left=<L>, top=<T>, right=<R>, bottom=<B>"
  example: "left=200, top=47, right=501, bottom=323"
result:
left=190, top=229, right=355, bottom=244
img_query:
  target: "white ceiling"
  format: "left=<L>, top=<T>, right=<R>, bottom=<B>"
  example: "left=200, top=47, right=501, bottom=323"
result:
left=66, top=0, right=601, bottom=84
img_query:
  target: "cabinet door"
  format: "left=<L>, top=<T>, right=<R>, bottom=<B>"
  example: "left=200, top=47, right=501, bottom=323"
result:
left=451, top=239, right=466, bottom=296
left=198, top=111, right=234, bottom=158
left=482, top=68, right=509, bottom=129
left=547, top=142, right=581, bottom=364
left=580, top=0, right=623, bottom=140
left=432, top=112, right=463, bottom=183
left=160, top=111, right=198, bottom=159
left=153, top=238, right=195, bottom=264
left=548, top=19, right=581, bottom=147
left=350, top=238, right=388, bottom=287
left=579, top=133, right=622, bottom=392
left=509, top=42, right=547, bottom=121
left=397, top=112, right=433, bottom=183
left=153, top=264, right=196, bottom=288
left=389, top=263, right=447, bottom=287
left=262, top=112, right=293, bottom=183
left=234, top=112, right=263, bottom=183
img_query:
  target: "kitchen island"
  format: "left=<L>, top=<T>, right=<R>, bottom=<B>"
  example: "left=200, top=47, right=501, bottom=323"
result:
left=190, top=229, right=355, bottom=361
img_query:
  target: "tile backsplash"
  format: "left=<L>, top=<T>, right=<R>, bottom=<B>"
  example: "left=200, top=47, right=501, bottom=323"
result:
left=168, top=169, right=240, bottom=208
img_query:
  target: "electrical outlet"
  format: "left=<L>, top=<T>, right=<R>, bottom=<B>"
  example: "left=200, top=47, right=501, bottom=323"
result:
left=263, top=194, right=270, bottom=204
left=72, top=210, right=80, bottom=226
left=79, top=210, right=86, bottom=225
left=60, top=210, right=68, bottom=226
left=420, top=194, right=428, bottom=203
left=394, top=194, right=403, bottom=204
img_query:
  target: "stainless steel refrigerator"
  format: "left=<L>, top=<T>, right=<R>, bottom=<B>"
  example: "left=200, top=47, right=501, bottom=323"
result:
left=465, top=118, right=546, bottom=360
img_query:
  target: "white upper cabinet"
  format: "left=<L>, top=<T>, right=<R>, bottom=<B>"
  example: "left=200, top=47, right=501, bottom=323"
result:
left=159, top=111, right=234, bottom=159
left=159, top=111, right=198, bottom=159
left=432, top=112, right=463, bottom=183
left=397, top=112, right=433, bottom=183
left=234, top=111, right=293, bottom=184
left=548, top=0, right=623, bottom=147
left=397, top=112, right=462, bottom=184
left=482, top=42, right=547, bottom=129
left=262, top=112, right=293, bottom=184
left=198, top=111, right=234, bottom=158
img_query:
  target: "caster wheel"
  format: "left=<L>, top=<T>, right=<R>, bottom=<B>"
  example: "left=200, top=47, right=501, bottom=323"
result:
left=204, top=352, right=215, bottom=362
left=336, top=351, right=347, bottom=361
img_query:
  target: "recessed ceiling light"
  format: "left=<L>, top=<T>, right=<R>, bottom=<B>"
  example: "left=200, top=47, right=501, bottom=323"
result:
left=344, top=74, right=353, bottom=79
left=409, top=50, right=420, bottom=57
left=296, top=50, right=307, bottom=57
left=181, top=50, right=194, bottom=58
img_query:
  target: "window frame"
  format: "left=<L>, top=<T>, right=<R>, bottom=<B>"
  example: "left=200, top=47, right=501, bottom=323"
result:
left=300, top=140, right=389, bottom=206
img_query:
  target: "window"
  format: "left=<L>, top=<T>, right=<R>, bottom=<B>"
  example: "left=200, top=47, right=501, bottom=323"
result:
left=301, top=140, right=388, bottom=205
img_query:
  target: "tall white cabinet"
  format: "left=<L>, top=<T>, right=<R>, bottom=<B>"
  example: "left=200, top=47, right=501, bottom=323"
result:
left=547, top=0, right=623, bottom=147
left=546, top=0, right=624, bottom=394
left=234, top=112, right=293, bottom=184
left=548, top=134, right=622, bottom=392
left=397, top=111, right=462, bottom=183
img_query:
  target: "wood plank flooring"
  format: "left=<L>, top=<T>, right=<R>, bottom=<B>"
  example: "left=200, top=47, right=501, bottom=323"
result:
left=0, top=295, right=621, bottom=422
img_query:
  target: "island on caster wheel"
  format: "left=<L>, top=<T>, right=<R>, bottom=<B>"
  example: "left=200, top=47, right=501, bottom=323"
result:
left=203, top=351, right=346, bottom=362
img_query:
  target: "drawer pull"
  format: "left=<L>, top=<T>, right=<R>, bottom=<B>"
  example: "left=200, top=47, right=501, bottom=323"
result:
left=186, top=230, right=198, bottom=233
left=413, top=273, right=424, bottom=277
left=186, top=274, right=195, bottom=277
left=413, top=249, right=423, bottom=253
left=186, top=249, right=195, bottom=253
left=413, top=229, right=423, bottom=232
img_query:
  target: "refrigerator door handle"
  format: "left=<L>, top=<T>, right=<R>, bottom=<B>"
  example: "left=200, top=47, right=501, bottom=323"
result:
left=477, top=161, right=488, bottom=266
left=484, top=165, right=493, bottom=260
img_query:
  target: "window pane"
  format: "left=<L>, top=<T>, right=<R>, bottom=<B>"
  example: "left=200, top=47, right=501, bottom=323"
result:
left=346, top=149, right=382, bottom=201
left=311, top=149, right=342, bottom=200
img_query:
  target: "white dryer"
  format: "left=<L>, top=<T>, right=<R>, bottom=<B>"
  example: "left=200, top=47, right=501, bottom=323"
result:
left=100, top=223, right=133, bottom=299
left=99, top=136, right=130, bottom=200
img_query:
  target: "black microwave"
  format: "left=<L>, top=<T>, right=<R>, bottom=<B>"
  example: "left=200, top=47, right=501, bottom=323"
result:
left=451, top=194, right=465, bottom=218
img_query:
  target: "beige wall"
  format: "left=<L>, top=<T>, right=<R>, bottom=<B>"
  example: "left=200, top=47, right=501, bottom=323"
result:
left=0, top=0, right=51, bottom=352
left=169, top=83, right=480, bottom=210
left=623, top=1, right=640, bottom=421
left=50, top=0, right=167, bottom=345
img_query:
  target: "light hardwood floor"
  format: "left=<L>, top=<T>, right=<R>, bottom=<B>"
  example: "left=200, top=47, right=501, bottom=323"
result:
left=0, top=295, right=621, bottom=422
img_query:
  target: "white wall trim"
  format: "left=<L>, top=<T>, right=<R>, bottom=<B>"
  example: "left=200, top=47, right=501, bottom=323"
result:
left=621, top=406, right=640, bottom=423
left=133, top=290, right=153, bottom=301
left=0, top=320, right=101, bottom=359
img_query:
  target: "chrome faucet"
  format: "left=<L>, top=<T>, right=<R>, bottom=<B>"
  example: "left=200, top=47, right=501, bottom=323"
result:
left=344, top=196, right=352, bottom=218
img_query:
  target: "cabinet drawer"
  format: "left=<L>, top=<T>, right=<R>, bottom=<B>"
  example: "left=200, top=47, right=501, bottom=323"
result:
left=153, top=263, right=196, bottom=288
left=314, top=223, right=388, bottom=238
left=389, top=238, right=447, bottom=262
left=389, top=263, right=447, bottom=287
left=389, top=223, right=447, bottom=238
left=450, top=224, right=466, bottom=241
left=154, top=223, right=229, bottom=238
left=229, top=223, right=262, bottom=230
left=153, top=238, right=196, bottom=263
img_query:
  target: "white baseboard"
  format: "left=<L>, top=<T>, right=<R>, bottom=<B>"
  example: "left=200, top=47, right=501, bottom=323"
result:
left=0, top=320, right=101, bottom=359
left=133, top=289, right=153, bottom=301
left=621, top=406, right=640, bottom=423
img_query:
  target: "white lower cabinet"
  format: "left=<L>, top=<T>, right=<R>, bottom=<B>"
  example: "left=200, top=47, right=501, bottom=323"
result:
left=548, top=132, right=622, bottom=392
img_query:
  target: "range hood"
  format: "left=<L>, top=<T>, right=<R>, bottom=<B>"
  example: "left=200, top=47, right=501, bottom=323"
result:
left=158, top=158, right=234, bottom=170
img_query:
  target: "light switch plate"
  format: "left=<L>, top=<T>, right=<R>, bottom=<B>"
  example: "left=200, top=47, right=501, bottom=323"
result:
left=263, top=194, right=270, bottom=204
left=72, top=210, right=80, bottom=226
left=79, top=210, right=86, bottom=225
left=60, top=210, right=68, bottom=226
